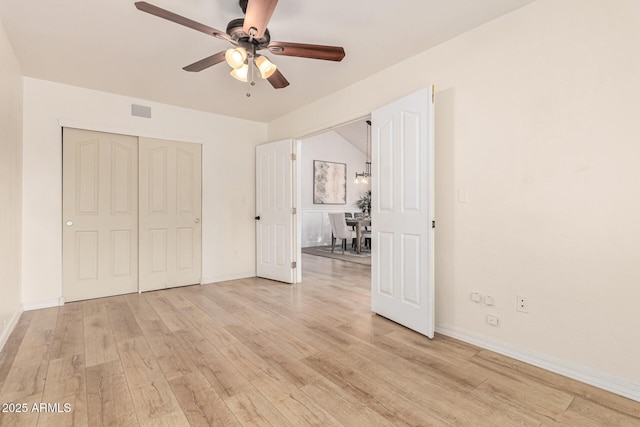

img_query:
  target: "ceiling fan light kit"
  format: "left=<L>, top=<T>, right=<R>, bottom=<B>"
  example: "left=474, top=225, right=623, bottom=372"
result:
left=254, top=55, right=277, bottom=79
left=225, top=47, right=247, bottom=69
left=134, top=0, right=346, bottom=92
left=230, top=64, right=249, bottom=82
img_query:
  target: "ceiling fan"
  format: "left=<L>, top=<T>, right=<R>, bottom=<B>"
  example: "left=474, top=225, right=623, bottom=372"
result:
left=134, top=0, right=346, bottom=90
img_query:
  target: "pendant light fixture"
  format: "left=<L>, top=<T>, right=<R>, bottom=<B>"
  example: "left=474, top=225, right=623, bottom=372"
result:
left=355, top=120, right=372, bottom=184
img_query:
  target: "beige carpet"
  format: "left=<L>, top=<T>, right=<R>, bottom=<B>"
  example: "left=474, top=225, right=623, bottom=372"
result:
left=301, top=245, right=371, bottom=266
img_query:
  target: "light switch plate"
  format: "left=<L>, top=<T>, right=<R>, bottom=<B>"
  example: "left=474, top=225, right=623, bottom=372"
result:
left=457, top=188, right=469, bottom=203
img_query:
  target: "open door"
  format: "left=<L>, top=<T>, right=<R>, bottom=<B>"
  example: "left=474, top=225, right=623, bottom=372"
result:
left=256, top=139, right=296, bottom=283
left=371, top=86, right=435, bottom=338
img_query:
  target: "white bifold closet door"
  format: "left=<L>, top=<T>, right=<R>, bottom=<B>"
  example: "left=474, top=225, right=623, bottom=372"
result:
left=62, top=129, right=202, bottom=302
left=138, top=137, right=202, bottom=292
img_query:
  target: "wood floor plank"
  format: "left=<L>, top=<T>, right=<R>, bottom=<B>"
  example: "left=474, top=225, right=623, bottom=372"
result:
left=0, top=311, right=34, bottom=388
left=37, top=357, right=88, bottom=427
left=104, top=296, right=144, bottom=343
left=86, top=360, right=138, bottom=426
left=302, top=352, right=450, bottom=426
left=300, top=376, right=397, bottom=426
left=270, top=388, right=343, bottom=426
left=0, top=254, right=637, bottom=426
left=566, top=395, right=640, bottom=426
left=169, top=372, right=240, bottom=426
left=187, top=346, right=254, bottom=399
left=174, top=302, right=242, bottom=351
left=0, top=307, right=57, bottom=426
left=124, top=293, right=199, bottom=382
left=223, top=388, right=293, bottom=427
left=83, top=300, right=119, bottom=368
left=116, top=336, right=185, bottom=424
left=472, top=348, right=640, bottom=419
left=143, top=292, right=189, bottom=332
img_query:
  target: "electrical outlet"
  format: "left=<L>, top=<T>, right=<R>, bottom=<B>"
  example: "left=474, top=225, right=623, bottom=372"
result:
left=486, top=315, right=500, bottom=326
left=517, top=296, right=528, bottom=313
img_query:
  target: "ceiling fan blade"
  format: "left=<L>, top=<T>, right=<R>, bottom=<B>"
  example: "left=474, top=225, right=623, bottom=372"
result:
left=135, top=2, right=232, bottom=42
left=243, top=0, right=279, bottom=39
left=183, top=51, right=226, bottom=72
left=268, top=42, right=345, bottom=62
left=266, top=68, right=289, bottom=89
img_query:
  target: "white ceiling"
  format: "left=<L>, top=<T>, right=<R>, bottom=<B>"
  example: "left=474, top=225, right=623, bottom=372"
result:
left=0, top=0, right=536, bottom=123
left=334, top=120, right=369, bottom=155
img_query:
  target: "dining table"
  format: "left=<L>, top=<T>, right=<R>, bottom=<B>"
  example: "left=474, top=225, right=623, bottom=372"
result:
left=346, top=217, right=371, bottom=254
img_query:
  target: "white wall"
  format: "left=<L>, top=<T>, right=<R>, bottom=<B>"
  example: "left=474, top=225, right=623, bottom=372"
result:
left=21, top=78, right=266, bottom=308
left=269, top=0, right=640, bottom=399
left=0, top=18, right=23, bottom=349
left=301, top=131, right=368, bottom=247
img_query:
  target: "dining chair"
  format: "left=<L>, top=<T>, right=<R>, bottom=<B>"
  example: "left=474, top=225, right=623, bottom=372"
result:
left=328, top=212, right=356, bottom=254
left=361, top=228, right=372, bottom=250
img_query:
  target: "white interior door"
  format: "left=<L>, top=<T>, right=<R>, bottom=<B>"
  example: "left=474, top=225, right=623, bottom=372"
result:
left=256, top=139, right=295, bottom=283
left=62, top=128, right=139, bottom=302
left=139, top=137, right=202, bottom=292
left=371, top=86, right=435, bottom=338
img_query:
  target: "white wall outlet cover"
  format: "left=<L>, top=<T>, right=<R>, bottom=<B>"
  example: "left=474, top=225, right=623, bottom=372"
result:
left=487, top=315, right=500, bottom=326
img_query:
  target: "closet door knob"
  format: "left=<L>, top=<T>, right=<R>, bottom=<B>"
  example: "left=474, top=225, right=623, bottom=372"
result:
left=65, top=221, right=73, bottom=227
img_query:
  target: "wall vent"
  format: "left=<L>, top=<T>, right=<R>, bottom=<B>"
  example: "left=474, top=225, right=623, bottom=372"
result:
left=131, top=104, right=152, bottom=118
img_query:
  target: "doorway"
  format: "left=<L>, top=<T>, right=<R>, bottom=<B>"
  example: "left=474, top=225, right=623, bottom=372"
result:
left=297, top=119, right=372, bottom=272
left=291, top=86, right=435, bottom=338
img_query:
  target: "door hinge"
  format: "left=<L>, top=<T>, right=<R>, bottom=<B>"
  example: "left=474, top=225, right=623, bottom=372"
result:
left=291, top=153, right=296, bottom=161
left=291, top=261, right=297, bottom=269
left=432, top=220, right=436, bottom=229
left=291, top=207, right=296, bottom=215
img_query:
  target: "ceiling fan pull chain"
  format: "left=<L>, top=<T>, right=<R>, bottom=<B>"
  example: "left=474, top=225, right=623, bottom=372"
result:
left=247, top=45, right=256, bottom=97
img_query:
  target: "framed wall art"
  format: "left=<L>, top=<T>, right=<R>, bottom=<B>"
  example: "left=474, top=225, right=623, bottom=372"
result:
left=313, top=160, right=347, bottom=204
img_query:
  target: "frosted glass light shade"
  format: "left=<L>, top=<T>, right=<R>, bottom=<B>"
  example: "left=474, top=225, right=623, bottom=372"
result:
left=225, top=48, right=247, bottom=69
left=230, top=64, right=249, bottom=82
left=255, top=55, right=277, bottom=79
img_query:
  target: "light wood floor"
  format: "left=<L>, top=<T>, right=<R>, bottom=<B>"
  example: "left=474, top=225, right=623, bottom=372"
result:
left=1, top=255, right=639, bottom=426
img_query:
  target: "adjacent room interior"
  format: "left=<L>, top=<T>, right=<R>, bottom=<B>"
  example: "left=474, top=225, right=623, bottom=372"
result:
left=300, top=120, right=373, bottom=267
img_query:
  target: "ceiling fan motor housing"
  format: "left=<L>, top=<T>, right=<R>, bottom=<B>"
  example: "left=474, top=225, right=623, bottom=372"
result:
left=226, top=18, right=271, bottom=50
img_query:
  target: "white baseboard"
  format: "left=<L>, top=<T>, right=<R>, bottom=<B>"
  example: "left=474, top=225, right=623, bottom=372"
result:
left=435, top=324, right=640, bottom=403
left=0, top=309, right=23, bottom=352
left=22, top=297, right=64, bottom=312
left=201, top=271, right=255, bottom=285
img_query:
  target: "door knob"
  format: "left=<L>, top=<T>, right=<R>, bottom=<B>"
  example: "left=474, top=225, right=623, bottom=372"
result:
left=255, top=216, right=261, bottom=220
left=65, top=221, right=73, bottom=227
left=195, top=218, right=200, bottom=223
